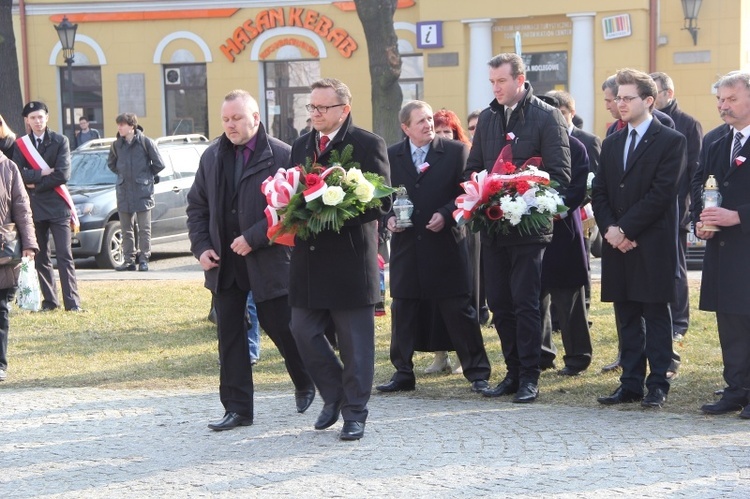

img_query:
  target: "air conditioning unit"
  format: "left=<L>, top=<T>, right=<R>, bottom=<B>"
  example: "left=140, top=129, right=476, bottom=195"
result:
left=165, top=68, right=181, bottom=85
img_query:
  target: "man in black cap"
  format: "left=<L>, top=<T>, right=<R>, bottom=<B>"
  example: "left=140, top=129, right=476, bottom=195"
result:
left=13, top=101, right=82, bottom=312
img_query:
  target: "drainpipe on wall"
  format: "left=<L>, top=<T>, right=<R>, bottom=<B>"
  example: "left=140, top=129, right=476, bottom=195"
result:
left=19, top=0, right=30, bottom=101
left=649, top=0, right=658, bottom=72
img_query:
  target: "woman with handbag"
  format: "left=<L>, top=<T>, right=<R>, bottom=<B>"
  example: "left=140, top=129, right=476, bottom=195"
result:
left=0, top=148, right=38, bottom=381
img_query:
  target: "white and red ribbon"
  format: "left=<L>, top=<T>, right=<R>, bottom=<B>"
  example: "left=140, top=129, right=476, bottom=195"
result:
left=453, top=170, right=488, bottom=224
left=15, top=135, right=80, bottom=231
left=262, top=166, right=303, bottom=230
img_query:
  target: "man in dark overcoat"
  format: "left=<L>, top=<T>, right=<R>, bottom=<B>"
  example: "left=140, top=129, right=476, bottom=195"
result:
left=693, top=72, right=750, bottom=419
left=187, top=90, right=314, bottom=431
left=375, top=100, right=491, bottom=394
left=592, top=69, right=686, bottom=409
left=288, top=78, right=391, bottom=441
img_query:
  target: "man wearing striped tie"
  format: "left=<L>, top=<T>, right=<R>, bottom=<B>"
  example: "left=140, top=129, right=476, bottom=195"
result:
left=693, top=71, right=750, bottom=419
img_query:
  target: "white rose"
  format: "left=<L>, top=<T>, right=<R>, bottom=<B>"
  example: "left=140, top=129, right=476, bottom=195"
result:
left=354, top=180, right=375, bottom=202
left=322, top=185, right=346, bottom=206
left=344, top=168, right=366, bottom=185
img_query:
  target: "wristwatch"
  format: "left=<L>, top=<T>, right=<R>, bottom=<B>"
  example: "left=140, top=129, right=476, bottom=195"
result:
left=618, top=227, right=625, bottom=235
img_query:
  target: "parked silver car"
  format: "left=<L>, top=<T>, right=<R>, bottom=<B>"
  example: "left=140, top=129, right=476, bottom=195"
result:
left=65, top=134, right=209, bottom=268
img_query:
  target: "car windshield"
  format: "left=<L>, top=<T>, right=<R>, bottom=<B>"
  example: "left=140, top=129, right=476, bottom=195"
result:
left=69, top=152, right=116, bottom=186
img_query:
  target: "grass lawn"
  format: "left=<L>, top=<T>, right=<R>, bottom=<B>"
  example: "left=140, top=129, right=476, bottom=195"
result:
left=2, top=279, right=725, bottom=414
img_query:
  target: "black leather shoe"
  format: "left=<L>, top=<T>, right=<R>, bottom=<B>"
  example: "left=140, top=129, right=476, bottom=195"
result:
left=641, top=388, right=667, bottom=408
left=597, top=386, right=643, bottom=405
left=295, top=389, right=315, bottom=414
left=539, top=361, right=557, bottom=371
left=701, top=398, right=745, bottom=415
left=138, top=262, right=149, bottom=271
left=601, top=356, right=621, bottom=373
left=513, top=382, right=539, bottom=403
left=314, top=400, right=342, bottom=430
left=470, top=380, right=490, bottom=393
left=739, top=405, right=750, bottom=419
left=375, top=379, right=415, bottom=393
left=558, top=366, right=584, bottom=376
left=66, top=306, right=85, bottom=312
left=482, top=377, right=518, bottom=397
left=115, top=262, right=136, bottom=271
left=207, top=412, right=253, bottom=431
left=339, top=420, right=365, bottom=440
left=41, top=304, right=58, bottom=312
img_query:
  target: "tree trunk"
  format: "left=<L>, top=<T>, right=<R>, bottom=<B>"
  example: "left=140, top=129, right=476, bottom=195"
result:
left=0, top=0, right=25, bottom=135
left=354, top=0, right=403, bottom=146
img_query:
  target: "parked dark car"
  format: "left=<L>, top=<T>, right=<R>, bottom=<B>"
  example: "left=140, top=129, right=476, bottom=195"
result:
left=65, top=134, right=209, bottom=268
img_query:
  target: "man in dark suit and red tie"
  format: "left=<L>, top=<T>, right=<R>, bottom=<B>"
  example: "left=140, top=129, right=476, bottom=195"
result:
left=693, top=71, right=750, bottom=419
left=289, top=78, right=391, bottom=441
left=375, top=100, right=491, bottom=395
left=592, top=68, right=686, bottom=409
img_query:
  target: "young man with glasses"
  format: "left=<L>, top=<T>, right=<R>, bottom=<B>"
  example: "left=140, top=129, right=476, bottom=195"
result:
left=592, top=69, right=687, bottom=409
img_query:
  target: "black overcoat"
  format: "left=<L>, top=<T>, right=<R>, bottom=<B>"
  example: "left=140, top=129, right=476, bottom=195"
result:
left=388, top=136, right=472, bottom=299
left=186, top=124, right=293, bottom=303
left=592, top=118, right=686, bottom=303
left=691, top=130, right=750, bottom=315
left=288, top=114, right=391, bottom=309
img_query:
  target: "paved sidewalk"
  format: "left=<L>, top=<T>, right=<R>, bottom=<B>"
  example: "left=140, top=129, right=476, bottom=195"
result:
left=2, top=387, right=749, bottom=497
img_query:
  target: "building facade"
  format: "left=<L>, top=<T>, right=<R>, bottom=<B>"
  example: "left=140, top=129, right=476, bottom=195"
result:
left=11, top=0, right=749, bottom=142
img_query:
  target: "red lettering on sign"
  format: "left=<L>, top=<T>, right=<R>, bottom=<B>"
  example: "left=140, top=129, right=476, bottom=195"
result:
left=303, top=10, right=319, bottom=30
left=314, top=16, right=333, bottom=37
left=288, top=7, right=303, bottom=27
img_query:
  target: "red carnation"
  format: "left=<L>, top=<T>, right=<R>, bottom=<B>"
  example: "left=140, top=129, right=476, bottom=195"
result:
left=484, top=177, right=505, bottom=197
left=515, top=181, right=531, bottom=195
left=305, top=173, right=323, bottom=189
left=485, top=205, right=503, bottom=220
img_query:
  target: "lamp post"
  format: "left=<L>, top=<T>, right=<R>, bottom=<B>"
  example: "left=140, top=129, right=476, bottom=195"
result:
left=681, top=0, right=703, bottom=46
left=55, top=16, right=78, bottom=142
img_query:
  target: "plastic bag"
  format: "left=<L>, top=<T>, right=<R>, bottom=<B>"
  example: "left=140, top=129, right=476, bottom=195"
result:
left=16, top=256, right=41, bottom=312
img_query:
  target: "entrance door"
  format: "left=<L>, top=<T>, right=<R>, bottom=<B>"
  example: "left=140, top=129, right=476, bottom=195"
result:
left=264, top=61, right=320, bottom=145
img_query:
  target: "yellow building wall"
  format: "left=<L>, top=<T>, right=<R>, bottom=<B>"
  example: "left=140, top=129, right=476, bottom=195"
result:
left=12, top=0, right=749, bottom=140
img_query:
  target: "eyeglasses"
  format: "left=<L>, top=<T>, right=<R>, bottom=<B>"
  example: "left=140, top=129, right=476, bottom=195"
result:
left=305, top=103, right=345, bottom=114
left=614, top=96, right=642, bottom=104
left=468, top=126, right=476, bottom=131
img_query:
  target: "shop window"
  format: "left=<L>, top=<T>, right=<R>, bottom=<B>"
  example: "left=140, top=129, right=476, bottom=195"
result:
left=399, top=54, right=424, bottom=104
left=59, top=66, right=103, bottom=140
left=164, top=63, right=208, bottom=137
left=264, top=60, right=320, bottom=145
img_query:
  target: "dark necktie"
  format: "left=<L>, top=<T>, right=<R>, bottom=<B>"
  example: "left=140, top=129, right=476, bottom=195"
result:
left=625, top=129, right=637, bottom=168
left=505, top=107, right=512, bottom=127
left=731, top=132, right=744, bottom=168
left=36, top=138, right=42, bottom=150
left=234, top=145, right=249, bottom=188
left=319, top=135, right=330, bottom=151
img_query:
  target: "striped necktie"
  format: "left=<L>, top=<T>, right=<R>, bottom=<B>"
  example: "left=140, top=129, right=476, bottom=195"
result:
left=731, top=132, right=743, bottom=168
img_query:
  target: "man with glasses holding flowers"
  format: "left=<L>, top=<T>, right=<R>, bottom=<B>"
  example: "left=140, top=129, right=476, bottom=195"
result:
left=288, top=78, right=391, bottom=441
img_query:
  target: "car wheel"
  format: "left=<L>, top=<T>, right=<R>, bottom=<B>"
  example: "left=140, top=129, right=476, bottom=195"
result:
left=95, top=221, right=124, bottom=269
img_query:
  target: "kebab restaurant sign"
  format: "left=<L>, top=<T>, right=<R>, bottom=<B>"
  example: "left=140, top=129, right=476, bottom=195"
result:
left=220, top=7, right=359, bottom=62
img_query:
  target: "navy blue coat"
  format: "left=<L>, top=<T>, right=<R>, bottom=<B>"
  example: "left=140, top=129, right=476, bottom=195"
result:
left=541, top=135, right=589, bottom=289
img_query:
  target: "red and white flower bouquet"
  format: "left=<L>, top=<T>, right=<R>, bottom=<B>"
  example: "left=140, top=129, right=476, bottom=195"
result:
left=262, top=144, right=394, bottom=245
left=454, top=145, right=566, bottom=236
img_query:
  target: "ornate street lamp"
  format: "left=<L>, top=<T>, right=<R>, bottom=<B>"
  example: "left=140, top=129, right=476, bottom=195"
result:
left=55, top=16, right=78, bottom=141
left=681, top=0, right=703, bottom=46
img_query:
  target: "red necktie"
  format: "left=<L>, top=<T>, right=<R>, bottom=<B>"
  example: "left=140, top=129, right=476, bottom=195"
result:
left=319, top=135, right=329, bottom=151
left=616, top=120, right=626, bottom=131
